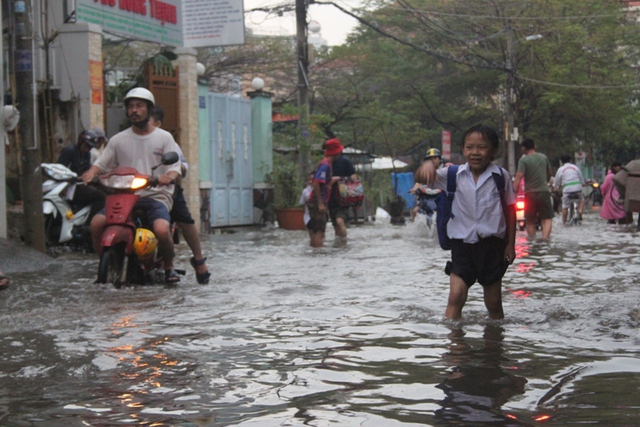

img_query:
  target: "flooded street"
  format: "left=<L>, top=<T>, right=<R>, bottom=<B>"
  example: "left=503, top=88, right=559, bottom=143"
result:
left=1, top=210, right=640, bottom=426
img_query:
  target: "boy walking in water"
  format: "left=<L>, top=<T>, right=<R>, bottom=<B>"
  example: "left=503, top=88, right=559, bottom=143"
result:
left=415, top=124, right=517, bottom=319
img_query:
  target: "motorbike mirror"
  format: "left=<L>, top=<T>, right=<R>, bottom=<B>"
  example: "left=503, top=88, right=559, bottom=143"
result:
left=161, top=151, right=179, bottom=165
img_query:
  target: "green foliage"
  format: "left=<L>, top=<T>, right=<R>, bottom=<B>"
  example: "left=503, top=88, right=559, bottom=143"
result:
left=311, top=0, right=640, bottom=165
left=268, top=157, right=303, bottom=209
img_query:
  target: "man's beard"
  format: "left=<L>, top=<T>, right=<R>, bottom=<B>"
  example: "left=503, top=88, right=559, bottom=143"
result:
left=128, top=113, right=150, bottom=129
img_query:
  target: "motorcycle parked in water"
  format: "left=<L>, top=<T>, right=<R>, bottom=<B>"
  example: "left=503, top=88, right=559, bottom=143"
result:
left=41, top=163, right=94, bottom=252
left=414, top=185, right=442, bottom=229
left=93, top=151, right=184, bottom=288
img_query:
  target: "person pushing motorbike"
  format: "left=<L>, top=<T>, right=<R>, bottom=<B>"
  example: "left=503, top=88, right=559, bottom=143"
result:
left=56, top=129, right=106, bottom=219
left=82, top=88, right=183, bottom=283
left=410, top=148, right=442, bottom=222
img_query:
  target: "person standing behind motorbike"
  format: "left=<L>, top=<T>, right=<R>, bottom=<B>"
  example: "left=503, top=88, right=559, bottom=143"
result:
left=326, top=138, right=356, bottom=242
left=89, top=127, right=109, bottom=165
left=512, top=138, right=554, bottom=239
left=410, top=148, right=442, bottom=221
left=554, top=154, right=586, bottom=225
left=57, top=129, right=100, bottom=175
left=149, top=106, right=211, bottom=285
left=57, top=130, right=106, bottom=217
left=82, top=88, right=182, bottom=283
left=599, top=160, right=627, bottom=224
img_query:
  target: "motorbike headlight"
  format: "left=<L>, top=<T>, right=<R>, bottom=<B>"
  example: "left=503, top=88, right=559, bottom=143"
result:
left=100, top=175, right=148, bottom=190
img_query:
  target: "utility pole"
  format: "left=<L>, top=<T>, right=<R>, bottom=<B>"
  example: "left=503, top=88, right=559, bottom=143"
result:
left=296, top=0, right=311, bottom=177
left=15, top=0, right=45, bottom=252
left=0, top=1, right=5, bottom=239
left=504, top=26, right=516, bottom=176
left=505, top=26, right=516, bottom=176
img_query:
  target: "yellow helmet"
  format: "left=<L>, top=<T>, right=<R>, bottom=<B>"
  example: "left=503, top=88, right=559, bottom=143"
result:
left=424, top=148, right=441, bottom=160
left=133, top=228, right=157, bottom=258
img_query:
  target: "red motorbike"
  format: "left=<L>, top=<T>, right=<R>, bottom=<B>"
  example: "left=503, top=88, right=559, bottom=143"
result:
left=95, top=152, right=183, bottom=287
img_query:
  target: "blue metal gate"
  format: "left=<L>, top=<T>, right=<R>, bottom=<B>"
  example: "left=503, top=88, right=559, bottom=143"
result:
left=208, top=94, right=253, bottom=227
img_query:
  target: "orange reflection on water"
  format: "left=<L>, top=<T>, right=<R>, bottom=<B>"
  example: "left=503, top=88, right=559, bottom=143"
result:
left=106, top=315, right=179, bottom=419
left=515, top=262, right=535, bottom=273
left=506, top=288, right=532, bottom=299
left=515, top=236, right=530, bottom=259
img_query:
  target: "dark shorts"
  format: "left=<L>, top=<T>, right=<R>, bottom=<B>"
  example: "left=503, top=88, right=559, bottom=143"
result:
left=98, top=197, right=170, bottom=227
left=170, top=185, right=195, bottom=224
left=524, top=191, right=555, bottom=221
left=307, top=205, right=328, bottom=233
left=329, top=205, right=350, bottom=226
left=446, top=236, right=509, bottom=287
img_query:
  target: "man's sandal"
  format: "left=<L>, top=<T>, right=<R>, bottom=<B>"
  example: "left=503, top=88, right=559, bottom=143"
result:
left=190, top=257, right=211, bottom=284
left=164, top=269, right=181, bottom=284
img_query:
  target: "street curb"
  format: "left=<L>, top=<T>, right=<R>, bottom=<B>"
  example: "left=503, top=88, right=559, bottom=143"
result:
left=0, top=238, right=55, bottom=274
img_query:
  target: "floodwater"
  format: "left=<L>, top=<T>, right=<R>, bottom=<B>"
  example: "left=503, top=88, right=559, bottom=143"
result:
left=1, top=210, right=640, bottom=426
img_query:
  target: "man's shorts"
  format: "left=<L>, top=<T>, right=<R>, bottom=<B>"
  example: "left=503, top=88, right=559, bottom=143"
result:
left=329, top=205, right=350, bottom=226
left=98, top=197, right=170, bottom=226
left=562, top=191, right=584, bottom=209
left=306, top=205, right=328, bottom=233
left=170, top=185, right=195, bottom=224
left=446, top=236, right=509, bottom=287
left=524, top=191, right=555, bottom=221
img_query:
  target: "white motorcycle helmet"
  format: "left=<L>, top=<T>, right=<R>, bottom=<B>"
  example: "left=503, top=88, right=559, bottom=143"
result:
left=124, top=87, right=155, bottom=108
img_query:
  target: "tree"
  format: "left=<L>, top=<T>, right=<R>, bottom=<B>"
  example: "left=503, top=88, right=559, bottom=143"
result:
left=311, top=0, right=640, bottom=164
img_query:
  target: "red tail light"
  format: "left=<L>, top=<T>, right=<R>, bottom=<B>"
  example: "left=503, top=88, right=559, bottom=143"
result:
left=516, top=200, right=525, bottom=210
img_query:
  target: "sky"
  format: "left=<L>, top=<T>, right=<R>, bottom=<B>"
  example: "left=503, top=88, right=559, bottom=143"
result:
left=243, top=0, right=363, bottom=46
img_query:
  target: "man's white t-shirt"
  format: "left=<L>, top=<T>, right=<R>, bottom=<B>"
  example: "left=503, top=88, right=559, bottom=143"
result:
left=93, top=127, right=182, bottom=210
left=554, top=163, right=585, bottom=194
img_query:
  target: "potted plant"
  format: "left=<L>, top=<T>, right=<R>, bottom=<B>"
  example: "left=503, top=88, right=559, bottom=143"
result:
left=269, top=158, right=306, bottom=230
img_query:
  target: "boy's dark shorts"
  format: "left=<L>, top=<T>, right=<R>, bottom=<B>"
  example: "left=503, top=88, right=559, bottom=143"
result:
left=307, top=205, right=328, bottom=233
left=329, top=205, right=349, bottom=226
left=446, top=236, right=509, bottom=287
left=170, top=185, right=195, bottom=224
left=524, top=191, right=555, bottom=221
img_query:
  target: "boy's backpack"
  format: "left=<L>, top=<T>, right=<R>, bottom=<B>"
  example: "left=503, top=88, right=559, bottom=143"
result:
left=435, top=165, right=508, bottom=250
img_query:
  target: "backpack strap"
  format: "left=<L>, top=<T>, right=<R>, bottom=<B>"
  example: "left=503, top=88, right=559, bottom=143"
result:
left=446, top=165, right=460, bottom=206
left=491, top=167, right=509, bottom=217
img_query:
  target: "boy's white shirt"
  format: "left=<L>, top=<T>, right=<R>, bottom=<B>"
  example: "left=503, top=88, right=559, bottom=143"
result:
left=434, top=163, right=516, bottom=244
left=299, top=185, right=313, bottom=225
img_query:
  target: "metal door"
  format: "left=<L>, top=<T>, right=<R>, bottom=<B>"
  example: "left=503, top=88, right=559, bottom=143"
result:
left=209, top=94, right=253, bottom=227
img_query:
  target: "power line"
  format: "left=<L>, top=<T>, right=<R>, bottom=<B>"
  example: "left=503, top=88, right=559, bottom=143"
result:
left=515, top=74, right=640, bottom=89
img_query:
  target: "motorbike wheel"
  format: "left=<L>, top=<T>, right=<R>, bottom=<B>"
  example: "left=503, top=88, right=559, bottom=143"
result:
left=44, top=214, right=61, bottom=249
left=97, top=243, right=127, bottom=288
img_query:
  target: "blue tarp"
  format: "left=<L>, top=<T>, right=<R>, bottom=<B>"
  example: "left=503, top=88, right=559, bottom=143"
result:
left=392, top=172, right=416, bottom=209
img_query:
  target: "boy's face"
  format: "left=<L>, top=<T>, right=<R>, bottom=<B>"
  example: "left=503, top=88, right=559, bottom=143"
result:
left=463, top=131, right=497, bottom=174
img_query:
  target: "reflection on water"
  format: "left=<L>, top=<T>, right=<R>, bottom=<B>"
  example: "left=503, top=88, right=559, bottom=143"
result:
left=1, top=212, right=640, bottom=426
left=436, top=325, right=527, bottom=426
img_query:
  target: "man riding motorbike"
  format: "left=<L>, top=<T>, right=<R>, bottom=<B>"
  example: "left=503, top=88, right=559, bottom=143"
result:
left=82, top=88, right=183, bottom=283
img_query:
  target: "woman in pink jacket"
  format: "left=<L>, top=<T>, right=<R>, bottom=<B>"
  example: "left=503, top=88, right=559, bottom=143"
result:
left=600, top=160, right=627, bottom=224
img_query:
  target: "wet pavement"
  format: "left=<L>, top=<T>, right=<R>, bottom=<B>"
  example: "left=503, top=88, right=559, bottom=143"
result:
left=1, top=209, right=640, bottom=426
